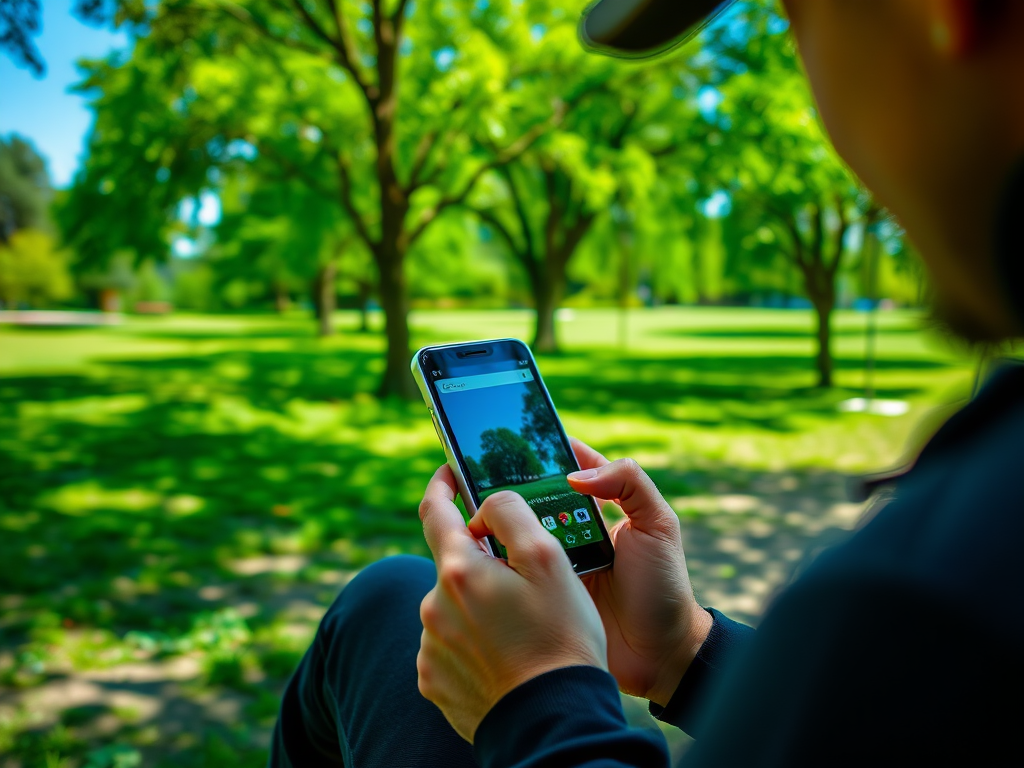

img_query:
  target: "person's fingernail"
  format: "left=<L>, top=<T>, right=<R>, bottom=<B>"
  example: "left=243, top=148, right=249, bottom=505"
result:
left=567, top=468, right=599, bottom=481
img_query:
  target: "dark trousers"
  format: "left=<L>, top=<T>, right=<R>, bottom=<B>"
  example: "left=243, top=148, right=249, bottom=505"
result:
left=269, top=555, right=477, bottom=768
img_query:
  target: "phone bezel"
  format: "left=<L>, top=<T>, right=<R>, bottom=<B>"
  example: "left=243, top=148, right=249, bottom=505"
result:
left=412, top=338, right=614, bottom=576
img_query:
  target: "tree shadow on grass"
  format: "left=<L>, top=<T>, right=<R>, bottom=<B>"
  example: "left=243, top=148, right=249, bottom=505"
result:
left=94, top=346, right=387, bottom=412
left=0, top=344, right=439, bottom=640
left=538, top=352, right=934, bottom=431
left=652, top=325, right=925, bottom=340
left=0, top=344, right=444, bottom=763
left=0, top=338, right=922, bottom=764
left=128, top=328, right=323, bottom=342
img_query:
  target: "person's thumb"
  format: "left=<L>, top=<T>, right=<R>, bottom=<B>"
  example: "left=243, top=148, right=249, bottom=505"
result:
left=469, top=491, right=571, bottom=579
left=566, top=459, right=680, bottom=540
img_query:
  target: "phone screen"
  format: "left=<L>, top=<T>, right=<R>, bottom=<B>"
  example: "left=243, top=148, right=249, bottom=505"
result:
left=428, top=349, right=606, bottom=554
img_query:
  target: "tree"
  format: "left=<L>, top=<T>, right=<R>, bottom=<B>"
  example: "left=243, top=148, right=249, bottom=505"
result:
left=210, top=169, right=358, bottom=334
left=0, top=0, right=44, bottom=75
left=479, top=427, right=544, bottom=488
left=462, top=455, right=487, bottom=489
left=0, top=229, right=73, bottom=307
left=707, top=1, right=874, bottom=387
left=63, top=0, right=599, bottom=396
left=520, top=389, right=569, bottom=471
left=0, top=0, right=146, bottom=76
left=0, top=134, right=53, bottom=242
left=469, top=57, right=699, bottom=353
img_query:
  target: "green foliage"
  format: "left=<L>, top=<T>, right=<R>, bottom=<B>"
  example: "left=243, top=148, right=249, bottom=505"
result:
left=466, top=45, right=704, bottom=347
left=64, top=0, right=687, bottom=392
left=129, top=260, right=173, bottom=304
left=172, top=260, right=218, bottom=311
left=480, top=426, right=545, bottom=487
left=521, top=388, right=570, bottom=471
left=85, top=745, right=142, bottom=768
left=407, top=213, right=508, bottom=302
left=51, top=0, right=925, bottom=387
left=78, top=251, right=139, bottom=295
left=0, top=229, right=74, bottom=307
left=0, top=134, right=53, bottom=240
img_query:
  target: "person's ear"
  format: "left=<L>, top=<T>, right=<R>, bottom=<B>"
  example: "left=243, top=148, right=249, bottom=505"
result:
left=927, top=0, right=986, bottom=57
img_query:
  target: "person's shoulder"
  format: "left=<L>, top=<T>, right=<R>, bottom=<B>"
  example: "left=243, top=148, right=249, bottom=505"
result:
left=896, top=380, right=1024, bottom=538
left=818, top=389, right=1024, bottom=607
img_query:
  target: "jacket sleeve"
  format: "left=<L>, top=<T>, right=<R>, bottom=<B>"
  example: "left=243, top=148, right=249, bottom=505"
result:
left=473, top=665, right=671, bottom=768
left=648, top=608, right=756, bottom=737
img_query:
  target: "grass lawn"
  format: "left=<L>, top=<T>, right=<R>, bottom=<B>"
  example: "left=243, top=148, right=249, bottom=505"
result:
left=0, top=307, right=976, bottom=766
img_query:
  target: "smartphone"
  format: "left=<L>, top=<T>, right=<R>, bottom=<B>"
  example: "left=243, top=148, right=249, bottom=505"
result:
left=412, top=338, right=615, bottom=576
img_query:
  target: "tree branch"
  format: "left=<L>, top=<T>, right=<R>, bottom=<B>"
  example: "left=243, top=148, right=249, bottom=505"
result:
left=475, top=208, right=522, bottom=258
left=336, top=154, right=377, bottom=251
left=287, top=0, right=340, bottom=53
left=393, top=0, right=411, bottom=25
left=405, top=106, right=566, bottom=246
left=542, top=165, right=561, bottom=260
left=322, top=0, right=377, bottom=104
left=402, top=71, right=612, bottom=247
left=766, top=204, right=807, bottom=270
left=406, top=99, right=467, bottom=192
left=500, top=165, right=536, bottom=266
left=557, top=210, right=596, bottom=269
left=217, top=2, right=332, bottom=61
left=611, top=106, right=638, bottom=149
left=258, top=143, right=337, bottom=202
left=467, top=203, right=541, bottom=290
left=406, top=130, right=437, bottom=190
left=809, top=204, right=824, bottom=265
left=826, top=195, right=849, bottom=277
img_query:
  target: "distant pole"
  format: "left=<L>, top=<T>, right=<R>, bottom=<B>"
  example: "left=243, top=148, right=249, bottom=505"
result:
left=865, top=296, right=878, bottom=402
left=864, top=214, right=881, bottom=403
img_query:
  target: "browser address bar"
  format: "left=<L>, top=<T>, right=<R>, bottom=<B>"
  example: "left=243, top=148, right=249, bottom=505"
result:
left=437, top=369, right=535, bottom=393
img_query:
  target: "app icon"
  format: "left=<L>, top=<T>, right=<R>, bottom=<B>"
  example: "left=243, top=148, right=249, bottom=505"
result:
left=541, top=516, right=556, bottom=531
left=583, top=530, right=592, bottom=540
left=565, top=533, right=576, bottom=545
left=573, top=508, right=591, bottom=523
left=558, top=512, right=571, bottom=527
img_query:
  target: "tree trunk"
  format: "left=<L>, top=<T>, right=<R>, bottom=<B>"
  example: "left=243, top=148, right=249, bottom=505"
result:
left=532, top=268, right=565, bottom=354
left=376, top=253, right=418, bottom=399
left=812, top=294, right=834, bottom=388
left=357, top=281, right=372, bottom=333
left=273, top=282, right=290, bottom=314
left=314, top=261, right=337, bottom=337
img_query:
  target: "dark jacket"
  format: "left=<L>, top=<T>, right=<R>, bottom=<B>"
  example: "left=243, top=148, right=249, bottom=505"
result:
left=474, top=361, right=1024, bottom=767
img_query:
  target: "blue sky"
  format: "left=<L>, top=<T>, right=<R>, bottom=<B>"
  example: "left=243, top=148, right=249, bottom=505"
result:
left=1, top=2, right=130, bottom=188
left=438, top=380, right=562, bottom=477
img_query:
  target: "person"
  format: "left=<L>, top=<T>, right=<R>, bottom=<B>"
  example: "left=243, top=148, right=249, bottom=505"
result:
left=269, top=0, right=1024, bottom=765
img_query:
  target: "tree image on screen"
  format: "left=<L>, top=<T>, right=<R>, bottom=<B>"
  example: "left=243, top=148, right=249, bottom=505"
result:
left=463, top=455, right=487, bottom=488
left=520, top=389, right=574, bottom=474
left=479, top=427, right=545, bottom=487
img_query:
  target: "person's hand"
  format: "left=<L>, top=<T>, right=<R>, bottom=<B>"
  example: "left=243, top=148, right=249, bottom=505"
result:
left=416, top=465, right=608, bottom=743
left=568, top=439, right=713, bottom=707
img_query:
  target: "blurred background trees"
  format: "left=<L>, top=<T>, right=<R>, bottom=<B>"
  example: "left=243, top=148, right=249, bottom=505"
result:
left=0, top=134, right=53, bottom=241
left=3, top=0, right=925, bottom=390
left=0, top=135, right=74, bottom=308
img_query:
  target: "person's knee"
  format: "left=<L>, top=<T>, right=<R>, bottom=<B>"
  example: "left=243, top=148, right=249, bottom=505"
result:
left=321, top=555, right=436, bottom=635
